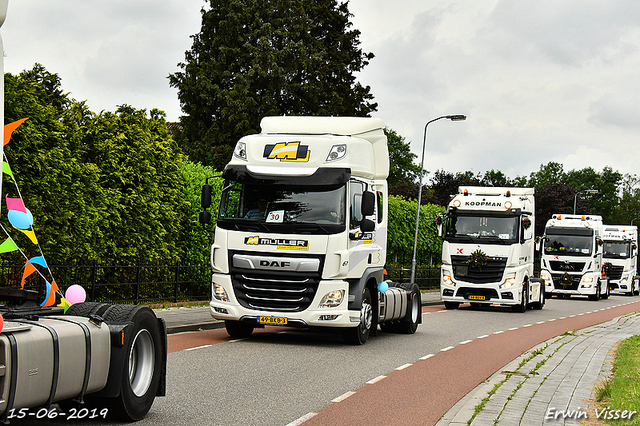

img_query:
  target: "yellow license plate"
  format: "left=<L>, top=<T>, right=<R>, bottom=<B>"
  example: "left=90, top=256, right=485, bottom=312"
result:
left=469, top=295, right=486, bottom=301
left=258, top=316, right=288, bottom=325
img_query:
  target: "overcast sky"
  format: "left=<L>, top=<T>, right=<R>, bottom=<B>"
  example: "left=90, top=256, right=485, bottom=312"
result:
left=2, top=0, right=640, bottom=181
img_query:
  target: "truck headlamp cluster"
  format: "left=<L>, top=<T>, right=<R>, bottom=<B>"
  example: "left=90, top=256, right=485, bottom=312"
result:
left=233, top=142, right=247, bottom=161
left=319, top=290, right=345, bottom=308
left=326, top=144, right=347, bottom=162
left=443, top=274, right=454, bottom=286
left=500, top=277, right=517, bottom=289
left=581, top=276, right=594, bottom=288
left=540, top=272, right=551, bottom=283
left=213, top=282, right=229, bottom=302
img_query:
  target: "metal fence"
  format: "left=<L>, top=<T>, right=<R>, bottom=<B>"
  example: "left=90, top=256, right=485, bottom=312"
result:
left=0, top=260, right=441, bottom=306
left=0, top=261, right=211, bottom=305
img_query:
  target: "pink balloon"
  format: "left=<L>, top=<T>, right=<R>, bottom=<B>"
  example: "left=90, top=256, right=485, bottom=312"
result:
left=65, top=285, right=86, bottom=305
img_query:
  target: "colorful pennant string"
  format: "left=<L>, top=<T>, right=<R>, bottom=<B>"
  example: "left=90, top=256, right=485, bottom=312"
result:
left=0, top=118, right=62, bottom=306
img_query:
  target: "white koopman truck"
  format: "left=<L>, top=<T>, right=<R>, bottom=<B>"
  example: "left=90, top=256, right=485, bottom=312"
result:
left=199, top=116, right=421, bottom=345
left=540, top=214, right=610, bottom=300
left=438, top=187, right=544, bottom=312
left=601, top=225, right=639, bottom=296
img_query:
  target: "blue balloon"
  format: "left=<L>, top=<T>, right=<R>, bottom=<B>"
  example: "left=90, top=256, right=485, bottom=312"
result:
left=378, top=281, right=389, bottom=293
left=7, top=208, right=33, bottom=230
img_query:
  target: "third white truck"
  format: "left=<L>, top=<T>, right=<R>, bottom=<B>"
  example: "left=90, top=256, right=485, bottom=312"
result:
left=438, top=187, right=544, bottom=312
left=601, top=225, right=639, bottom=296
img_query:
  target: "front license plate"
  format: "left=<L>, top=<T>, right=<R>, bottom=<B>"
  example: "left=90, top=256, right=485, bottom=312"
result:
left=257, top=316, right=288, bottom=325
left=468, top=295, right=486, bottom=301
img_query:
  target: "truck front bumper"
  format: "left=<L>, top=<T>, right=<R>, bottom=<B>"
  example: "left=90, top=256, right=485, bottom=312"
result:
left=208, top=274, right=361, bottom=328
left=540, top=270, right=600, bottom=296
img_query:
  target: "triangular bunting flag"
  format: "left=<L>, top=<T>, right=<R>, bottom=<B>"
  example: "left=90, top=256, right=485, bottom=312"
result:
left=41, top=280, right=59, bottom=307
left=58, top=297, right=71, bottom=313
left=20, top=262, right=36, bottom=289
left=5, top=195, right=27, bottom=213
left=26, top=256, right=48, bottom=268
left=3, top=118, right=28, bottom=146
left=17, top=229, right=38, bottom=245
left=0, top=238, right=18, bottom=254
left=2, top=162, right=13, bottom=180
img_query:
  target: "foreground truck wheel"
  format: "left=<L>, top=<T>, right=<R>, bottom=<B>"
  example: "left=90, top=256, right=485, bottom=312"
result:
left=343, top=288, right=373, bottom=345
left=102, top=305, right=163, bottom=421
left=397, top=284, right=421, bottom=334
left=225, top=320, right=255, bottom=338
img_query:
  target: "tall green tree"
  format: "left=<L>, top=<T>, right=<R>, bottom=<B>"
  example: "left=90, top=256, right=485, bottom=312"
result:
left=385, top=127, right=420, bottom=193
left=169, top=0, right=377, bottom=169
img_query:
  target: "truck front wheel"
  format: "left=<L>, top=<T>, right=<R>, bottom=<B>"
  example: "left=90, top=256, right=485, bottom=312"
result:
left=225, top=320, right=255, bottom=338
left=343, top=288, right=372, bottom=345
left=102, top=305, right=163, bottom=421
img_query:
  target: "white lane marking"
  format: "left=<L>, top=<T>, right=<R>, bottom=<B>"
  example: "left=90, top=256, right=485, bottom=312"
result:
left=185, top=344, right=212, bottom=351
left=286, top=412, right=317, bottom=426
left=396, top=363, right=412, bottom=371
left=420, top=354, right=435, bottom=360
left=441, top=346, right=455, bottom=352
left=477, top=334, right=489, bottom=339
left=332, top=391, right=355, bottom=403
left=367, top=375, right=386, bottom=385
left=460, top=340, right=472, bottom=345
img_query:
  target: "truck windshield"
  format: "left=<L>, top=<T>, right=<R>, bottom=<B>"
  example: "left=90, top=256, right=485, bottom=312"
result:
left=603, top=242, right=631, bottom=259
left=445, top=214, right=519, bottom=244
left=217, top=181, right=346, bottom=233
left=544, top=235, right=593, bottom=256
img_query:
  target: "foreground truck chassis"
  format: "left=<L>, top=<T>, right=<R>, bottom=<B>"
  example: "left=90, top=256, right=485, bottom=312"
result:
left=0, top=288, right=166, bottom=422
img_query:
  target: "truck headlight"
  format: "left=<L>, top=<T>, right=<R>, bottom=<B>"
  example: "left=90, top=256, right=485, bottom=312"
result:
left=581, top=276, right=593, bottom=288
left=213, top=282, right=229, bottom=302
left=319, top=290, right=345, bottom=308
left=442, top=274, right=453, bottom=286
left=500, top=277, right=517, bottom=289
left=541, top=272, right=551, bottom=282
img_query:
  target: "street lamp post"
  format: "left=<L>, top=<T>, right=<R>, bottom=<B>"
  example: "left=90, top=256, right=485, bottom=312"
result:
left=573, top=189, right=599, bottom=215
left=410, top=115, right=466, bottom=285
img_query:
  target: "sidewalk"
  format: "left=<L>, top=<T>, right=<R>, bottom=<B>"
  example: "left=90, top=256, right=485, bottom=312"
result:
left=437, top=312, right=640, bottom=426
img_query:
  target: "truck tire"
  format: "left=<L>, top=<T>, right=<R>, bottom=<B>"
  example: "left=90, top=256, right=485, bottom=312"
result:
left=343, top=287, right=372, bottom=345
left=225, top=320, right=255, bottom=338
left=444, top=301, right=459, bottom=310
left=589, top=284, right=600, bottom=301
left=600, top=280, right=610, bottom=299
left=101, top=305, right=163, bottom=421
left=397, top=284, right=420, bottom=334
left=512, top=285, right=527, bottom=313
left=65, top=302, right=111, bottom=318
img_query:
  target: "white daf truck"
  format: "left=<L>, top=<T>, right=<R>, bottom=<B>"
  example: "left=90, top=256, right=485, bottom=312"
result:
left=199, top=116, right=421, bottom=345
left=0, top=3, right=166, bottom=421
left=438, top=187, right=544, bottom=312
left=602, top=225, right=639, bottom=296
left=540, top=214, right=609, bottom=300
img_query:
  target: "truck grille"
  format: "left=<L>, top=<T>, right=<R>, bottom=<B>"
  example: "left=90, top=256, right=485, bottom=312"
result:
left=229, top=251, right=324, bottom=312
left=605, top=265, right=624, bottom=281
left=551, top=273, right=581, bottom=291
left=451, top=255, right=507, bottom=284
left=549, top=260, right=586, bottom=272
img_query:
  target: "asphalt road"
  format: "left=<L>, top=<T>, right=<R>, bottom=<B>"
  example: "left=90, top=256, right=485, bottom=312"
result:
left=9, top=295, right=640, bottom=426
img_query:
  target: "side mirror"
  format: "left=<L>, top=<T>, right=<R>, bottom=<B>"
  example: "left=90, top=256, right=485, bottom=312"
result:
left=199, top=210, right=211, bottom=225
left=361, top=191, right=375, bottom=216
left=360, top=218, right=375, bottom=232
left=201, top=184, right=212, bottom=209
left=437, top=223, right=443, bottom=237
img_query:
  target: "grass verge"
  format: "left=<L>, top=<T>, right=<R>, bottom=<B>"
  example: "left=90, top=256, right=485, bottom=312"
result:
left=594, top=335, right=640, bottom=424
